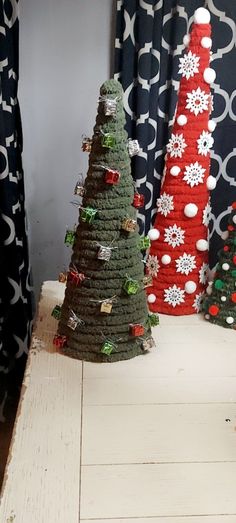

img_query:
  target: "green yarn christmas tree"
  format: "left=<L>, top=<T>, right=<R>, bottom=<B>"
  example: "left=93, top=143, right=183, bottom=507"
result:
left=203, top=201, right=236, bottom=329
left=57, top=79, right=154, bottom=362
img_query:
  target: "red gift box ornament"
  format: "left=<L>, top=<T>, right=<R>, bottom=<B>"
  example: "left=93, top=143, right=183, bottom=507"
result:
left=68, top=268, right=86, bottom=286
left=129, top=323, right=145, bottom=337
left=53, top=334, right=67, bottom=348
left=104, top=168, right=120, bottom=185
left=133, top=192, right=145, bottom=208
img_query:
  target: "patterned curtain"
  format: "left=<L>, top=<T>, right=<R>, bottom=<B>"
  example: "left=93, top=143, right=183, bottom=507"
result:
left=0, top=2, right=33, bottom=426
left=114, top=0, right=236, bottom=268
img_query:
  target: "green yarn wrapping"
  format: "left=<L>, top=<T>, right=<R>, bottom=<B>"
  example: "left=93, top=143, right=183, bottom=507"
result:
left=58, top=79, right=152, bottom=361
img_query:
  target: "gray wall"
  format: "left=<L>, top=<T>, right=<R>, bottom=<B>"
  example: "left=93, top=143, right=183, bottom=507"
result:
left=19, top=0, right=114, bottom=298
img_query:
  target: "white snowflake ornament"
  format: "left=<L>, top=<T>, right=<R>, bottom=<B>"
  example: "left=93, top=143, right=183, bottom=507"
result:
left=164, top=285, right=185, bottom=308
left=166, top=133, right=187, bottom=158
left=192, top=292, right=204, bottom=313
left=176, top=253, right=196, bottom=275
left=164, top=224, right=185, bottom=248
left=179, top=50, right=200, bottom=80
left=199, top=262, right=209, bottom=285
left=157, top=192, right=174, bottom=217
left=183, top=162, right=206, bottom=188
left=146, top=255, right=160, bottom=277
left=186, top=87, right=209, bottom=116
left=197, top=130, right=214, bottom=156
left=202, top=201, right=212, bottom=226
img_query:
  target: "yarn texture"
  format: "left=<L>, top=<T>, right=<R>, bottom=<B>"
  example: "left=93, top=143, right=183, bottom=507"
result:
left=58, top=79, right=152, bottom=362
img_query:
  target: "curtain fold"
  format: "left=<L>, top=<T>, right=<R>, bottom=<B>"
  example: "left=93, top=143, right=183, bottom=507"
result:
left=114, top=0, right=236, bottom=267
left=0, top=1, right=33, bottom=425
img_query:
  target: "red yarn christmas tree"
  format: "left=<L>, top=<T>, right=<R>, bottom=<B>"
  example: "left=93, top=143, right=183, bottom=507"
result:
left=146, top=7, right=216, bottom=315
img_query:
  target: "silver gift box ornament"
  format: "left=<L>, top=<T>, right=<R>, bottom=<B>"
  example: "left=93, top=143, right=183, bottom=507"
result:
left=97, top=245, right=112, bottom=261
left=142, top=336, right=155, bottom=351
left=104, top=98, right=117, bottom=116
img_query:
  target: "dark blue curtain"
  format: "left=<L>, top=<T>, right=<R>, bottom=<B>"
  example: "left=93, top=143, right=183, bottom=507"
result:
left=114, top=0, right=236, bottom=268
left=0, top=2, right=33, bottom=426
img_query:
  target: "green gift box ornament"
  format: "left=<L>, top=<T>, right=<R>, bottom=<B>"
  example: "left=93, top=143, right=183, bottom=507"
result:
left=101, top=339, right=117, bottom=356
left=148, top=313, right=159, bottom=327
left=64, top=229, right=76, bottom=246
left=123, top=277, right=140, bottom=295
left=139, top=236, right=151, bottom=250
left=101, top=133, right=116, bottom=149
left=51, top=304, right=62, bottom=320
left=80, top=206, right=98, bottom=224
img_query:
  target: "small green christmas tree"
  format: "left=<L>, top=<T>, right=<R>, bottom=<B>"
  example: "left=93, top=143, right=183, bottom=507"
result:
left=203, top=201, right=236, bottom=328
left=57, top=79, right=154, bottom=361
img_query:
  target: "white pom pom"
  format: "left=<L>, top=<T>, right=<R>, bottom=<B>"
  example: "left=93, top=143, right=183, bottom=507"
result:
left=208, top=120, right=216, bottom=133
left=201, top=36, right=212, bottom=49
left=206, top=176, right=216, bottom=190
left=221, top=296, right=227, bottom=302
left=203, top=67, right=216, bottom=84
left=226, top=316, right=234, bottom=325
left=205, top=314, right=210, bottom=320
left=185, top=281, right=197, bottom=294
left=183, top=34, right=190, bottom=47
left=196, top=239, right=209, bottom=251
left=221, top=231, right=229, bottom=240
left=194, top=7, right=211, bottom=24
left=161, top=254, right=171, bottom=265
left=206, top=285, right=212, bottom=295
left=147, top=228, right=160, bottom=241
left=222, top=263, right=230, bottom=271
left=184, top=203, right=198, bottom=218
left=170, top=165, right=180, bottom=177
left=233, top=215, right=236, bottom=224
left=177, top=114, right=187, bottom=126
left=148, top=293, right=156, bottom=304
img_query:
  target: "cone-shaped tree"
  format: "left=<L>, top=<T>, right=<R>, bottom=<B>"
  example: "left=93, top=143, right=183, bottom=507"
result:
left=146, top=7, right=216, bottom=315
left=58, top=79, right=152, bottom=362
left=203, top=202, right=236, bottom=329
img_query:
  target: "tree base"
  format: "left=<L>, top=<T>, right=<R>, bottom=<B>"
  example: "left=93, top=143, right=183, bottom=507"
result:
left=60, top=344, right=148, bottom=363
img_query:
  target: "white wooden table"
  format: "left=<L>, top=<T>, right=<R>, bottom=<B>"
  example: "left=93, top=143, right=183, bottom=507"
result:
left=0, top=280, right=236, bottom=523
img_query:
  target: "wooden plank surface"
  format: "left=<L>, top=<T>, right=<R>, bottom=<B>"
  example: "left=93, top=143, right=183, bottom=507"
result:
left=0, top=282, right=82, bottom=523
left=1, top=280, right=236, bottom=522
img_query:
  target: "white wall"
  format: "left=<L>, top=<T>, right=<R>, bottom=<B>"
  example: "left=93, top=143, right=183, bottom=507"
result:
left=19, top=0, right=115, bottom=298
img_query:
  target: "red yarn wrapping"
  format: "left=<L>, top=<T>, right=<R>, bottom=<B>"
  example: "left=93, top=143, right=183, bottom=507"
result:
left=146, top=19, right=213, bottom=315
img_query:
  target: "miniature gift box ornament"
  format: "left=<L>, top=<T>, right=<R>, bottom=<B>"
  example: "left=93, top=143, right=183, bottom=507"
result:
left=129, top=323, right=145, bottom=336
left=101, top=133, right=116, bottom=149
left=58, top=271, right=67, bottom=283
left=104, top=97, right=117, bottom=116
left=51, top=305, right=62, bottom=320
left=81, top=136, right=92, bottom=152
left=64, top=229, right=76, bottom=246
left=104, top=168, right=120, bottom=185
left=123, top=277, right=140, bottom=295
left=53, top=334, right=67, bottom=348
left=101, top=339, right=117, bottom=355
left=97, top=245, right=112, bottom=261
left=67, top=268, right=85, bottom=286
left=148, top=313, right=160, bottom=327
left=142, top=336, right=155, bottom=351
left=100, top=300, right=113, bottom=314
left=133, top=192, right=145, bottom=208
left=80, top=206, right=97, bottom=224
left=139, top=236, right=151, bottom=250
left=128, top=139, right=140, bottom=157
left=67, top=310, right=83, bottom=331
left=74, top=182, right=85, bottom=197
left=121, top=218, right=137, bottom=232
